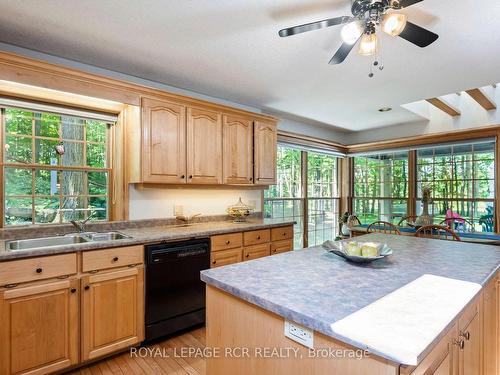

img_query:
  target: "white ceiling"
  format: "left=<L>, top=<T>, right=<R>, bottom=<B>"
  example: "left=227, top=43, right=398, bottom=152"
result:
left=0, top=0, right=499, bottom=132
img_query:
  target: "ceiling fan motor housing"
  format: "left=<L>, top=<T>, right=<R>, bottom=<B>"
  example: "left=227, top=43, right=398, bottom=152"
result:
left=351, top=0, right=391, bottom=19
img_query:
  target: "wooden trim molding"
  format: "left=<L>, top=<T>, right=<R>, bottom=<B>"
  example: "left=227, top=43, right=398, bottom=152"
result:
left=426, top=98, right=461, bottom=117
left=347, top=125, right=500, bottom=154
left=0, top=51, right=277, bottom=123
left=277, top=130, right=348, bottom=154
left=466, top=89, right=497, bottom=111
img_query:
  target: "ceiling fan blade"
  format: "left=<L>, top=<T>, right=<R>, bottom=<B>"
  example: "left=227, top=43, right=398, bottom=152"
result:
left=398, top=0, right=424, bottom=8
left=329, top=42, right=357, bottom=65
left=278, top=16, right=352, bottom=37
left=399, top=21, right=438, bottom=47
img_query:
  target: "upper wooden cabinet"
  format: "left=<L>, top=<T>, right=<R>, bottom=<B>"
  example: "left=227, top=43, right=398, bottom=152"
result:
left=187, top=107, right=223, bottom=184
left=223, top=114, right=254, bottom=185
left=254, top=120, right=277, bottom=185
left=142, top=98, right=187, bottom=184
left=133, top=97, right=278, bottom=186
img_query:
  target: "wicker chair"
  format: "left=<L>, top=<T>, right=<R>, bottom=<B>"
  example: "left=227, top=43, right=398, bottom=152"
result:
left=397, top=215, right=419, bottom=227
left=439, top=218, right=475, bottom=233
left=367, top=221, right=401, bottom=235
left=415, top=225, right=461, bottom=241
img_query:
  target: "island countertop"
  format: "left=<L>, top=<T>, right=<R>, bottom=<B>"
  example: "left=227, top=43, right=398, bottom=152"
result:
left=200, top=233, right=500, bottom=366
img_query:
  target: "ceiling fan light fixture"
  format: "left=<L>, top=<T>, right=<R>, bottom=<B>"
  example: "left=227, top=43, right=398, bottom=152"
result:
left=340, top=21, right=364, bottom=45
left=381, top=13, right=407, bottom=36
left=358, top=33, right=378, bottom=56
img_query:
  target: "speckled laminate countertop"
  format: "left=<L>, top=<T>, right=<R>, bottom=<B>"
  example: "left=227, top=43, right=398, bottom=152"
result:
left=0, top=219, right=295, bottom=261
left=200, top=233, right=500, bottom=365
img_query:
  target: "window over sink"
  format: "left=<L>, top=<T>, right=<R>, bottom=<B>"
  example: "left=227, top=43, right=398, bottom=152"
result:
left=1, top=104, right=115, bottom=226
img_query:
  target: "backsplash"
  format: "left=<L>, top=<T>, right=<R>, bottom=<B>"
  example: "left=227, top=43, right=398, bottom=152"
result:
left=128, top=186, right=263, bottom=220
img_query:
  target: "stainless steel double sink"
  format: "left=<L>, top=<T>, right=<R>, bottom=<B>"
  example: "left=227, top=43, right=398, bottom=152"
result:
left=6, top=231, right=131, bottom=251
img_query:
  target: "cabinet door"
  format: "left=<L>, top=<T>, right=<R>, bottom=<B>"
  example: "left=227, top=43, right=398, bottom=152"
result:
left=210, top=248, right=242, bottom=268
left=0, top=279, right=79, bottom=375
left=243, top=243, right=270, bottom=261
left=458, top=304, right=480, bottom=375
left=254, top=121, right=277, bottom=185
left=187, top=107, right=223, bottom=184
left=483, top=275, right=498, bottom=375
left=223, top=115, right=253, bottom=184
left=142, top=98, right=186, bottom=183
left=81, top=267, right=144, bottom=361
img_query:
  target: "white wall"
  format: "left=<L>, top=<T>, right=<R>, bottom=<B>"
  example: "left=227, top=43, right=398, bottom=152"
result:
left=128, top=186, right=262, bottom=220
left=346, top=86, right=500, bottom=144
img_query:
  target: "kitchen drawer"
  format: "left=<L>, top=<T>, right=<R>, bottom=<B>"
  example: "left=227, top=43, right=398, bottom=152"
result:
left=243, top=229, right=270, bottom=246
left=243, top=243, right=270, bottom=261
left=271, top=240, right=293, bottom=255
left=211, top=232, right=242, bottom=252
left=210, top=248, right=242, bottom=268
left=271, top=226, right=293, bottom=242
left=0, top=253, right=77, bottom=286
left=82, top=245, right=144, bottom=272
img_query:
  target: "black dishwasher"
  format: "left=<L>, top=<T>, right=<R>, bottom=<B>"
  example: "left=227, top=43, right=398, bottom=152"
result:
left=145, top=238, right=210, bottom=341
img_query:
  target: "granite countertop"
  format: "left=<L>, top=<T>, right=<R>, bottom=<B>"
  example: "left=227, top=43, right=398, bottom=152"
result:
left=0, top=219, right=295, bottom=261
left=200, top=233, right=500, bottom=366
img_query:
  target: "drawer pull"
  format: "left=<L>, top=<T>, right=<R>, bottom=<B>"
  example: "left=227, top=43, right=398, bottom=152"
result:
left=35, top=268, right=43, bottom=274
left=245, top=254, right=250, bottom=258
left=181, top=175, right=185, bottom=179
left=189, top=175, right=193, bottom=179
left=460, top=331, right=471, bottom=340
left=282, top=232, right=286, bottom=236
left=453, top=339, right=465, bottom=349
left=70, top=288, right=77, bottom=293
left=84, top=285, right=90, bottom=291
left=225, top=240, right=231, bottom=245
left=113, top=256, right=119, bottom=262
left=212, top=260, right=217, bottom=265
left=249, top=177, right=253, bottom=181
left=257, top=236, right=261, bottom=240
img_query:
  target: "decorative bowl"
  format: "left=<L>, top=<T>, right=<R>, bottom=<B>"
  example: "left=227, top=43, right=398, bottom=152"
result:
left=322, top=240, right=393, bottom=264
left=226, top=197, right=254, bottom=223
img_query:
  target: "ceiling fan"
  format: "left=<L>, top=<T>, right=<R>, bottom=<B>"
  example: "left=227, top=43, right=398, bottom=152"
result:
left=278, top=0, right=439, bottom=65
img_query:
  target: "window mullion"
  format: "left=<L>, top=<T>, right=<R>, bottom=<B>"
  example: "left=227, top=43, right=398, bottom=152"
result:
left=301, top=150, right=308, bottom=248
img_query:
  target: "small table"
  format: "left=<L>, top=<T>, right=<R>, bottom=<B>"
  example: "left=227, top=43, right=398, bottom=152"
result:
left=350, top=225, right=500, bottom=245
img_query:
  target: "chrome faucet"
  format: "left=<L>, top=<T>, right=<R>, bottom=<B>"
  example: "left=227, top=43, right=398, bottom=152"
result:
left=70, top=211, right=98, bottom=233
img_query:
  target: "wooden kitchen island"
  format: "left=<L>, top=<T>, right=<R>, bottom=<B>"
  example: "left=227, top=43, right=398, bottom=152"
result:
left=201, top=234, right=500, bottom=375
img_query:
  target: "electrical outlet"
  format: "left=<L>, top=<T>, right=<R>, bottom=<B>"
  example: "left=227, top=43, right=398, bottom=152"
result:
left=284, top=320, right=314, bottom=349
left=174, top=205, right=184, bottom=217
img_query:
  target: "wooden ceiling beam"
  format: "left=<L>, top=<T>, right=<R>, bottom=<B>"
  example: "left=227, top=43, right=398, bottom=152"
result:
left=465, top=88, right=497, bottom=111
left=426, top=98, right=461, bottom=116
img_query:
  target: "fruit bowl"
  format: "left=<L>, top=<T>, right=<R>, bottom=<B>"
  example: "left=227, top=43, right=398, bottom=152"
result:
left=322, top=240, right=393, bottom=263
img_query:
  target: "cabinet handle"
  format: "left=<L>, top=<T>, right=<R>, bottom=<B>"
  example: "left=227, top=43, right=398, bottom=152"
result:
left=225, top=240, right=231, bottom=245
left=257, top=236, right=261, bottom=240
left=212, top=260, right=217, bottom=265
left=245, top=254, right=250, bottom=258
left=460, top=331, right=471, bottom=340
left=70, top=288, right=77, bottom=293
left=181, top=175, right=185, bottom=179
left=282, top=232, right=286, bottom=236
left=84, top=285, right=90, bottom=291
left=453, top=338, right=465, bottom=349
left=36, top=268, right=43, bottom=274
left=113, top=256, right=119, bottom=262
left=189, top=175, right=193, bottom=179
left=249, top=177, right=253, bottom=181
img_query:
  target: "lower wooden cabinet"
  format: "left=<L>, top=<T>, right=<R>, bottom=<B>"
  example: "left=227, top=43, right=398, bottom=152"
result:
left=0, top=279, right=79, bottom=375
left=243, top=243, right=270, bottom=261
left=457, top=299, right=480, bottom=375
left=81, top=267, right=144, bottom=361
left=483, top=275, right=499, bottom=375
left=211, top=248, right=243, bottom=268
left=210, top=226, right=294, bottom=268
left=271, top=239, right=293, bottom=255
left=0, top=246, right=145, bottom=375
